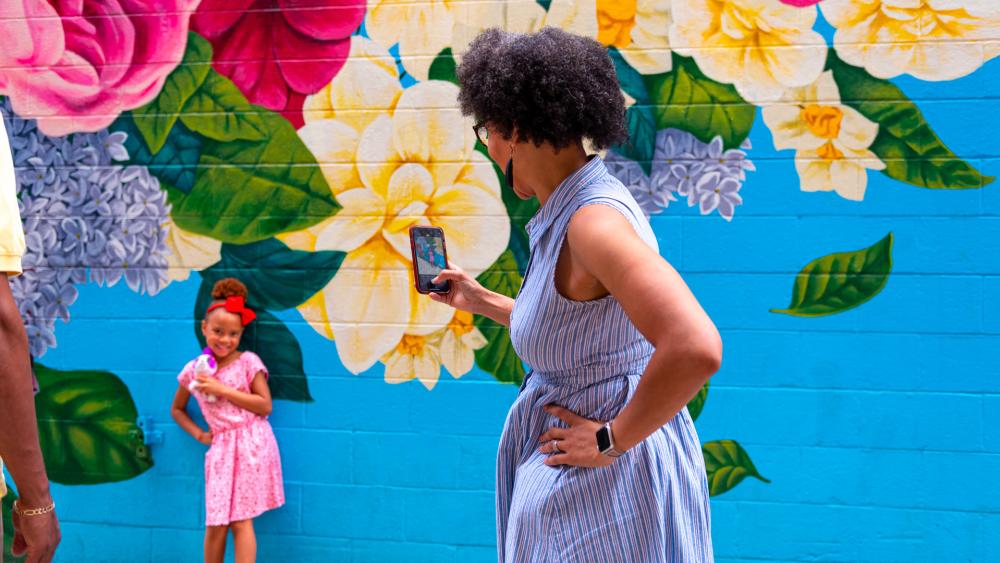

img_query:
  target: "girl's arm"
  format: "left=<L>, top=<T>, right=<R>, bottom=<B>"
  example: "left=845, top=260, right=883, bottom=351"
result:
left=170, top=385, right=212, bottom=445
left=197, top=371, right=272, bottom=417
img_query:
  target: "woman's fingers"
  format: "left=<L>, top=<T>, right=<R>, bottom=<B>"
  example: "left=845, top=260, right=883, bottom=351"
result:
left=538, top=427, right=568, bottom=442
left=431, top=269, right=465, bottom=285
left=545, top=404, right=587, bottom=426
left=543, top=453, right=570, bottom=466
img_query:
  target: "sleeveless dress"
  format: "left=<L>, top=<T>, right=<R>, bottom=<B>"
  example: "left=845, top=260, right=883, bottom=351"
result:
left=499, top=156, right=714, bottom=562
left=178, top=351, right=285, bottom=526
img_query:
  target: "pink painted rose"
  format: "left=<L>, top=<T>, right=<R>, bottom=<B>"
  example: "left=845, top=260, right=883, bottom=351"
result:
left=0, top=1, right=202, bottom=137
left=193, top=0, right=365, bottom=128
left=780, top=0, right=823, bottom=6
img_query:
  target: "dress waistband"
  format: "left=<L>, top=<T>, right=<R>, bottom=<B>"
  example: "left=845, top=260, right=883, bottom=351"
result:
left=526, top=359, right=648, bottom=390
left=210, top=415, right=264, bottom=434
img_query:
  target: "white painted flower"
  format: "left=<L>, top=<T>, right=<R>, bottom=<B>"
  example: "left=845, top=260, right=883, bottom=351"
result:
left=281, top=37, right=509, bottom=374
left=381, top=310, right=487, bottom=390
left=762, top=71, right=886, bottom=201
left=438, top=310, right=487, bottom=379
left=382, top=333, right=442, bottom=389
left=163, top=220, right=222, bottom=283
left=436, top=0, right=598, bottom=75
left=669, top=0, right=827, bottom=103
left=822, top=0, right=1000, bottom=81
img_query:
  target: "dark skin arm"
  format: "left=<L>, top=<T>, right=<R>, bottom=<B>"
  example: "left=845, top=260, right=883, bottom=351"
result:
left=0, top=274, right=60, bottom=562
left=539, top=206, right=722, bottom=466
left=170, top=386, right=212, bottom=446
left=192, top=370, right=272, bottom=417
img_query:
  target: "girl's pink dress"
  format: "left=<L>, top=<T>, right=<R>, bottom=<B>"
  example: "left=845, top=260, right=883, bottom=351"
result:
left=178, top=351, right=285, bottom=526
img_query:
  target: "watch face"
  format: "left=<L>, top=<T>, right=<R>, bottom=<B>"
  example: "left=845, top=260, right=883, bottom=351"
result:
left=596, top=426, right=612, bottom=451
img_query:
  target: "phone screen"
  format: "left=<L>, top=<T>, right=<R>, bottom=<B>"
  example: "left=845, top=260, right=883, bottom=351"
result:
left=411, top=228, right=450, bottom=293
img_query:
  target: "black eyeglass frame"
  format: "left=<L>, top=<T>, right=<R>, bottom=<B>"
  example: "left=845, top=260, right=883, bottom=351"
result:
left=472, top=121, right=488, bottom=146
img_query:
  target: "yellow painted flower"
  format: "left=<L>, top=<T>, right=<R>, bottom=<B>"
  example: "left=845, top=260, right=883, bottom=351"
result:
left=762, top=71, right=886, bottom=201
left=381, top=311, right=487, bottom=390
left=596, top=0, right=672, bottom=74
left=438, top=310, right=488, bottom=379
left=382, top=333, right=442, bottom=389
left=281, top=37, right=509, bottom=374
left=163, top=220, right=221, bottom=283
left=822, top=0, right=1000, bottom=81
left=669, top=0, right=827, bottom=103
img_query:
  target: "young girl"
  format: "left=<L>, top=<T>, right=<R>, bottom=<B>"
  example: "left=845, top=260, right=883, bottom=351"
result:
left=171, top=278, right=285, bottom=563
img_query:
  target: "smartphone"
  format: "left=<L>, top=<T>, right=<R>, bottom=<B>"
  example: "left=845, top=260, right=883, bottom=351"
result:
left=409, top=226, right=451, bottom=294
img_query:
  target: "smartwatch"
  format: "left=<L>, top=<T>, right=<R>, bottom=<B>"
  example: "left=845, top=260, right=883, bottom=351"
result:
left=596, top=422, right=624, bottom=458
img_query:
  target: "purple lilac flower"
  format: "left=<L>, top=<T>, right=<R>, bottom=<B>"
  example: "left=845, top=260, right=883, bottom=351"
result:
left=2, top=100, right=171, bottom=357
left=607, top=128, right=754, bottom=222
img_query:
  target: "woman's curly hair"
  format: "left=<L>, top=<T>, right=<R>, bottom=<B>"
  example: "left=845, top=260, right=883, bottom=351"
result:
left=211, top=278, right=248, bottom=300
left=457, top=27, right=627, bottom=151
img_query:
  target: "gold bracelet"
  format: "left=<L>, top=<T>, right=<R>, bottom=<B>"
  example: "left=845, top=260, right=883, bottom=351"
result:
left=12, top=500, right=55, bottom=517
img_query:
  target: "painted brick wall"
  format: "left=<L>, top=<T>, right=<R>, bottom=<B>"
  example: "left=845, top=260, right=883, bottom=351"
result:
left=2, top=1, right=998, bottom=562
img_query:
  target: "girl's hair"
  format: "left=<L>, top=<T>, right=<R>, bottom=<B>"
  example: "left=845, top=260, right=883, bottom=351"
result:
left=211, top=278, right=248, bottom=301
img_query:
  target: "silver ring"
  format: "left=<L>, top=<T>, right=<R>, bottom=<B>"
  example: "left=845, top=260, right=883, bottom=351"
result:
left=550, top=440, right=561, bottom=454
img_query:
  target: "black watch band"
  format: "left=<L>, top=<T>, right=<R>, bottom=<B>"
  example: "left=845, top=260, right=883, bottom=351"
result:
left=596, top=422, right=624, bottom=458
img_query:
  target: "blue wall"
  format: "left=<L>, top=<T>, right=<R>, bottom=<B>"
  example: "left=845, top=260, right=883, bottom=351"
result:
left=3, top=2, right=998, bottom=561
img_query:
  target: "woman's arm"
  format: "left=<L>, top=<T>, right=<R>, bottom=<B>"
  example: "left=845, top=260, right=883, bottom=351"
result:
left=196, top=371, right=272, bottom=417
left=541, top=205, right=721, bottom=465
left=0, top=276, right=56, bottom=510
left=170, top=385, right=212, bottom=445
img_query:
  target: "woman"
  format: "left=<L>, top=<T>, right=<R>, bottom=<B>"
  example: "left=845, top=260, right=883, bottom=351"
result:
left=430, top=28, right=720, bottom=561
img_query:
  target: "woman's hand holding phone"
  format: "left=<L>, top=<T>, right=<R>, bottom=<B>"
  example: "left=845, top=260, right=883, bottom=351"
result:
left=428, top=262, right=486, bottom=312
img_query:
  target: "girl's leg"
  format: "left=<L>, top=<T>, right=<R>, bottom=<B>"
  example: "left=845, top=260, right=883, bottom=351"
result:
left=204, top=525, right=228, bottom=563
left=230, top=519, right=257, bottom=563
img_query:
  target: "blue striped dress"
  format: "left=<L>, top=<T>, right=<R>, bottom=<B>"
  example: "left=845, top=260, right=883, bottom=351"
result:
left=499, top=156, right=714, bottom=562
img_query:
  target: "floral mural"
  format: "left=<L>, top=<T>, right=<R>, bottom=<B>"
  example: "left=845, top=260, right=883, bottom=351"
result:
left=1, top=0, right=997, bottom=559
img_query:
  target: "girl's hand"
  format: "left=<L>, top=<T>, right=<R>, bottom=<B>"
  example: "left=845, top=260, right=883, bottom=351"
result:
left=428, top=261, right=489, bottom=314
left=537, top=405, right=615, bottom=469
left=196, top=430, right=213, bottom=446
left=195, top=375, right=230, bottom=400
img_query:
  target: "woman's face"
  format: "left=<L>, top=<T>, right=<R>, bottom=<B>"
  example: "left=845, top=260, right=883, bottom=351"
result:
left=483, top=124, right=533, bottom=200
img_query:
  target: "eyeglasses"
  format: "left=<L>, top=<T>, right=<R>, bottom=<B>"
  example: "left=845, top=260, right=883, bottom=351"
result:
left=472, top=122, right=489, bottom=146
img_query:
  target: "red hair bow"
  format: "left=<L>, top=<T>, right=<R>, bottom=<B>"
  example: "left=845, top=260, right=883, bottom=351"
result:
left=206, top=296, right=257, bottom=326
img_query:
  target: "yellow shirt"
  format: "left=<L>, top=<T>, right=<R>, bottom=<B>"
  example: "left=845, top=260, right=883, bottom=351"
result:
left=0, top=114, right=24, bottom=275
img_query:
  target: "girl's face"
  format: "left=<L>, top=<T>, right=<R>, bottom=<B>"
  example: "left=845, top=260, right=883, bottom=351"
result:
left=201, top=310, right=244, bottom=359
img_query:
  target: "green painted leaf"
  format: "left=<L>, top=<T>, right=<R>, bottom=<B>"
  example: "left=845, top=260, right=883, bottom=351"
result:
left=645, top=55, right=754, bottom=149
left=131, top=32, right=212, bottom=154
left=702, top=440, right=770, bottom=496
left=199, top=238, right=345, bottom=312
left=772, top=232, right=893, bottom=317
left=179, top=71, right=268, bottom=142
left=828, top=52, right=992, bottom=189
left=112, top=114, right=202, bottom=193
left=428, top=48, right=459, bottom=85
left=614, top=104, right=658, bottom=175
left=32, top=364, right=153, bottom=485
left=2, top=490, right=25, bottom=563
left=168, top=110, right=339, bottom=244
left=687, top=380, right=709, bottom=422
left=474, top=250, right=526, bottom=385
